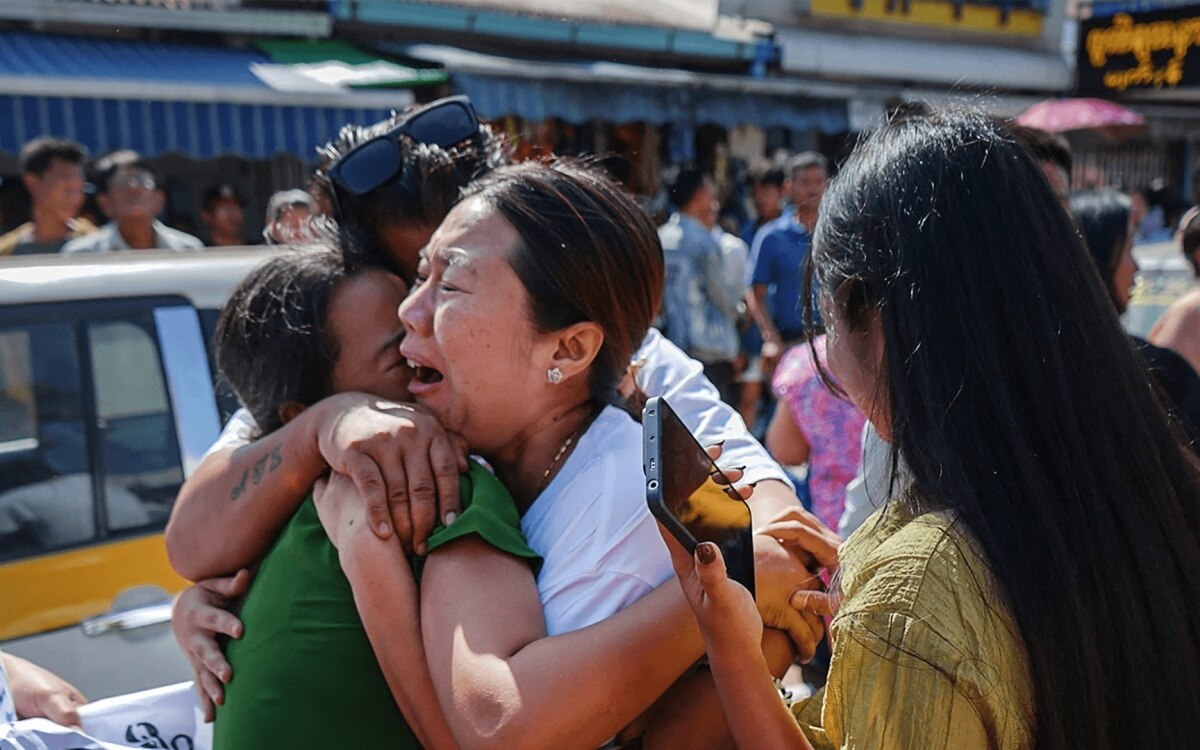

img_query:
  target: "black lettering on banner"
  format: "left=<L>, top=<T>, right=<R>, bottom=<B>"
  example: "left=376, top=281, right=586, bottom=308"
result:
left=124, top=721, right=194, bottom=749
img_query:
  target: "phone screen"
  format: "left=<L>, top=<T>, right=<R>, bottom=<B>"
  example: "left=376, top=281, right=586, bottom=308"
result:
left=654, top=400, right=753, bottom=556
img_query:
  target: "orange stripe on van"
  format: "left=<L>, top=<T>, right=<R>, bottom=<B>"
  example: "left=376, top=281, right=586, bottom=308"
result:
left=0, top=534, right=187, bottom=641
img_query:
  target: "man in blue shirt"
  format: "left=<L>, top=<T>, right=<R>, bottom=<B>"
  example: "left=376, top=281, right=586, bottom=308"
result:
left=658, top=169, right=743, bottom=402
left=745, top=151, right=828, bottom=373
left=741, top=160, right=785, bottom=248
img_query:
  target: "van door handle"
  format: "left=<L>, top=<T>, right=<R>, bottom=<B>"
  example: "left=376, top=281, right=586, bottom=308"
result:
left=81, top=602, right=173, bottom=636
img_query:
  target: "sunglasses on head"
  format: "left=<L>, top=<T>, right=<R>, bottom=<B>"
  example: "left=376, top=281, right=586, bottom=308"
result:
left=327, top=96, right=480, bottom=202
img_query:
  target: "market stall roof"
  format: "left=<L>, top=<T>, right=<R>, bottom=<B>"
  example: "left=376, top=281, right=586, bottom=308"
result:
left=0, top=32, right=425, bottom=159
left=382, top=43, right=852, bottom=133
left=411, top=0, right=720, bottom=31
left=776, top=25, right=1071, bottom=93
left=341, top=0, right=760, bottom=62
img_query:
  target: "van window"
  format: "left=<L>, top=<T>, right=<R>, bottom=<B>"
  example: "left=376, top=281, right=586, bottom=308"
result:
left=0, top=311, right=188, bottom=563
left=0, top=323, right=96, bottom=561
left=87, top=317, right=182, bottom=533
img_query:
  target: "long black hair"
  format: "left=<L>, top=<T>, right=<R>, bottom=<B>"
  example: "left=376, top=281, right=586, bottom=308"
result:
left=1069, top=189, right=1132, bottom=311
left=809, top=107, right=1200, bottom=749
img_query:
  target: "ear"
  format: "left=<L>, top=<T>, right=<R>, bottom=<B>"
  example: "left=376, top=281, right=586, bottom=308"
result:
left=277, top=401, right=308, bottom=426
left=546, top=321, right=605, bottom=384
left=96, top=193, right=112, bottom=219
left=21, top=173, right=39, bottom=196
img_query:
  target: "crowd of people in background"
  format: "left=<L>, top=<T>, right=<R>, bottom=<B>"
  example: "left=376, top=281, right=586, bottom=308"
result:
left=4, top=125, right=1200, bottom=510
left=3, top=124, right=1200, bottom=515
left=0, top=136, right=326, bottom=256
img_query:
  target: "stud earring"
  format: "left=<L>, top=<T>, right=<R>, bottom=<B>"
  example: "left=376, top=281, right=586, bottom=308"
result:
left=547, top=367, right=564, bottom=384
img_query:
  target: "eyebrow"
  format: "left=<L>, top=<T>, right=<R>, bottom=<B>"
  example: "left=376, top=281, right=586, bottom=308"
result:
left=376, top=328, right=406, bottom=359
left=423, top=245, right=472, bottom=269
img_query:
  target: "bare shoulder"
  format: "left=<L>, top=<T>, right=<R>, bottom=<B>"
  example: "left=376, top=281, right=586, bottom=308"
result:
left=1152, top=290, right=1200, bottom=339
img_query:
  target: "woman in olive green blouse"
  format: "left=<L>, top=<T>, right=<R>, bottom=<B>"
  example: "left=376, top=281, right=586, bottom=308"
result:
left=664, top=107, right=1200, bottom=750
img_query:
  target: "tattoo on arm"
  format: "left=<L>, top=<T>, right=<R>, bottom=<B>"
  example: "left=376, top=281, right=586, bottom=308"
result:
left=229, top=445, right=285, bottom=501
left=230, top=469, right=248, bottom=501
left=252, top=455, right=267, bottom=484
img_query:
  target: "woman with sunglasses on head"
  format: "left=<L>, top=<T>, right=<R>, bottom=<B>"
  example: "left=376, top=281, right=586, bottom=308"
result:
left=168, top=98, right=803, bottom=588
left=665, top=107, right=1200, bottom=749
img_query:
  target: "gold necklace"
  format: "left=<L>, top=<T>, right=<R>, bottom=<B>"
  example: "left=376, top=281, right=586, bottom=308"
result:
left=541, top=409, right=598, bottom=488
left=542, top=430, right=580, bottom=484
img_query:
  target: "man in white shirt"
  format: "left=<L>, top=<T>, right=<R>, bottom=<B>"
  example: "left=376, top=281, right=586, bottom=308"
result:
left=62, top=151, right=202, bottom=254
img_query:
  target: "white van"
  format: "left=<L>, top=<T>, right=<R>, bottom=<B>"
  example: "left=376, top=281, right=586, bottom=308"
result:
left=0, top=248, right=269, bottom=700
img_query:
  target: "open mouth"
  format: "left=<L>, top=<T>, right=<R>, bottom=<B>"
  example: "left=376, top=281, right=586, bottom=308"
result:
left=407, top=360, right=445, bottom=386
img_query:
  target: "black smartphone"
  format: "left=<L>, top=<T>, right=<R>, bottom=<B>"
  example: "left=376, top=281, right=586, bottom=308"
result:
left=643, top=396, right=755, bottom=598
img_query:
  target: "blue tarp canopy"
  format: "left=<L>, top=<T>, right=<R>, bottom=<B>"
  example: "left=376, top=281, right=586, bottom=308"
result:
left=384, top=44, right=850, bottom=134
left=0, top=33, right=412, bottom=160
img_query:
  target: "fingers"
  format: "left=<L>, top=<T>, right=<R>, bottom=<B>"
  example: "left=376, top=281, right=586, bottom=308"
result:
left=197, top=604, right=244, bottom=641
left=760, top=513, right=841, bottom=570
left=704, top=444, right=725, bottom=462
left=384, top=460, right=413, bottom=554
left=196, top=677, right=216, bottom=724
left=42, top=689, right=84, bottom=729
left=790, top=589, right=840, bottom=618
left=451, top=432, right=471, bottom=475
left=194, top=667, right=225, bottom=720
left=778, top=606, right=824, bottom=663
left=195, top=568, right=252, bottom=599
left=403, top=447, right=440, bottom=557
left=693, top=541, right=732, bottom=602
left=430, top=434, right=463, bottom=528
left=197, top=635, right=234, bottom=685
left=715, top=466, right=745, bottom=484
left=341, top=452, right=394, bottom=542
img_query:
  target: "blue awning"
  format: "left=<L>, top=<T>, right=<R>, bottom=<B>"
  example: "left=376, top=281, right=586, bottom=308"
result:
left=454, top=74, right=847, bottom=133
left=0, top=96, right=397, bottom=161
left=386, top=44, right=850, bottom=135
left=0, top=33, right=413, bottom=159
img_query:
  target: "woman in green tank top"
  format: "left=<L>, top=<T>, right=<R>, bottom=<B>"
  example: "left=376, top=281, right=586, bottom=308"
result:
left=207, top=250, right=537, bottom=750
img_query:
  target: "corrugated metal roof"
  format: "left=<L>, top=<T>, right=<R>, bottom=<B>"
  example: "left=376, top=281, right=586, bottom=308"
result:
left=0, top=32, right=420, bottom=159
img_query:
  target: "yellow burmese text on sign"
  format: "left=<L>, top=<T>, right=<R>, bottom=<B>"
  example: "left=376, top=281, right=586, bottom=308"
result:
left=0, top=534, right=187, bottom=641
left=1086, top=13, right=1200, bottom=91
left=810, top=0, right=1043, bottom=37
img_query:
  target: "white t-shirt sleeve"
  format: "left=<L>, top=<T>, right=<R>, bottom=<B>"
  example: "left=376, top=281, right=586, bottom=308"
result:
left=202, top=407, right=258, bottom=459
left=634, top=329, right=792, bottom=489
